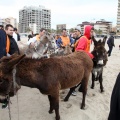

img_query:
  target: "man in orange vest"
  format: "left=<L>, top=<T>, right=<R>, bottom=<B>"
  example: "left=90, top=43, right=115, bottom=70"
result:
left=27, top=28, right=46, bottom=48
left=75, top=25, right=94, bottom=59
left=56, top=28, right=74, bottom=48
left=5, top=24, right=20, bottom=55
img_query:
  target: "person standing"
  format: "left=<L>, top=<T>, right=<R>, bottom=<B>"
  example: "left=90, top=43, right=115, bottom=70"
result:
left=75, top=25, right=94, bottom=59
left=56, top=28, right=74, bottom=48
left=107, top=35, right=115, bottom=56
left=13, top=27, right=21, bottom=42
left=0, top=26, right=7, bottom=59
left=72, top=26, right=82, bottom=52
left=27, top=28, right=46, bottom=48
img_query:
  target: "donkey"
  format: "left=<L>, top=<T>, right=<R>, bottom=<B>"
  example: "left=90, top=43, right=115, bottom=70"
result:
left=18, top=34, right=72, bottom=59
left=0, top=51, right=93, bottom=120
left=20, top=33, right=58, bottom=58
left=91, top=36, right=108, bottom=92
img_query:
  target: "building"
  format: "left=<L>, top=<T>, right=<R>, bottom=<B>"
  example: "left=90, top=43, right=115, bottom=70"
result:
left=19, top=5, right=51, bottom=33
left=77, top=21, right=94, bottom=34
left=9, top=17, right=17, bottom=28
left=0, top=17, right=17, bottom=29
left=56, top=24, right=66, bottom=30
left=117, top=0, right=120, bottom=31
left=94, top=20, right=112, bottom=34
left=77, top=19, right=112, bottom=35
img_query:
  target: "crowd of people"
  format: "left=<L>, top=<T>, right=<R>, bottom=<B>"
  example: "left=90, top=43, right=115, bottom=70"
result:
left=0, top=24, right=118, bottom=119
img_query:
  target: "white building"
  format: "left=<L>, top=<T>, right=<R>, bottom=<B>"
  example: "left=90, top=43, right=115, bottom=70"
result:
left=94, top=20, right=112, bottom=34
left=117, top=0, right=120, bottom=31
left=78, top=20, right=112, bottom=35
left=19, top=5, right=51, bottom=33
left=0, top=17, right=17, bottom=28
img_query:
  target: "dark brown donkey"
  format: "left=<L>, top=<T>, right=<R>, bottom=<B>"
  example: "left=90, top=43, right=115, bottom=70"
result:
left=91, top=36, right=108, bottom=92
left=0, top=51, right=93, bottom=120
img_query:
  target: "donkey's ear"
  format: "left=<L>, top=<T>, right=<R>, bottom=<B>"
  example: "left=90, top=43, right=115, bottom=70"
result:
left=5, top=54, right=26, bottom=72
left=92, top=36, right=97, bottom=46
left=102, top=36, right=107, bottom=46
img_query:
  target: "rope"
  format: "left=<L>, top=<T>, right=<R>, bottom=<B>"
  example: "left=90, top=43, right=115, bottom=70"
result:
left=12, top=67, right=17, bottom=95
left=16, top=92, right=20, bottom=120
left=8, top=96, right=12, bottom=120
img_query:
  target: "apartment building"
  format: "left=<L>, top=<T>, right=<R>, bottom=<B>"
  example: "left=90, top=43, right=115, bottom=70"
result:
left=19, top=5, right=51, bottom=33
left=117, top=0, right=120, bottom=31
left=78, top=19, right=112, bottom=35
left=0, top=17, right=17, bottom=28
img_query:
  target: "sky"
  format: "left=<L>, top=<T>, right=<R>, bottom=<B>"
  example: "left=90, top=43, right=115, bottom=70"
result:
left=0, top=0, right=118, bottom=29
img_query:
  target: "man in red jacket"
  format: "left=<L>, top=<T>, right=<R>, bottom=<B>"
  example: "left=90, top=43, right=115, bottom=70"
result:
left=75, top=25, right=94, bottom=59
left=72, top=25, right=94, bottom=96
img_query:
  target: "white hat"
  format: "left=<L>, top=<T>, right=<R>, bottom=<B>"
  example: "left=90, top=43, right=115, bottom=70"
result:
left=75, top=26, right=81, bottom=32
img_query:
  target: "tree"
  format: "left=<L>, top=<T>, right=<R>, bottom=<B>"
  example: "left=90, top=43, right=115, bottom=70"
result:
left=25, top=27, right=31, bottom=33
left=69, top=28, right=74, bottom=33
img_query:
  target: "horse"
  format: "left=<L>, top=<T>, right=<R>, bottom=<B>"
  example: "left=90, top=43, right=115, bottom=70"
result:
left=0, top=51, right=93, bottom=120
left=91, top=36, right=108, bottom=92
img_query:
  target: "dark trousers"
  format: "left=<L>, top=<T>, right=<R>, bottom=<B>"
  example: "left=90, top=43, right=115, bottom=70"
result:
left=108, top=73, right=120, bottom=120
left=107, top=45, right=113, bottom=56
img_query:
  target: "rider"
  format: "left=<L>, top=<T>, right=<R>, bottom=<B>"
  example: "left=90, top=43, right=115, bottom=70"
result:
left=27, top=28, right=46, bottom=48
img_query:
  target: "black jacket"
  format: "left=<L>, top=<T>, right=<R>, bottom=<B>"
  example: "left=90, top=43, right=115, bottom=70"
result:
left=107, top=36, right=115, bottom=47
left=0, top=29, right=7, bottom=59
left=8, top=35, right=20, bottom=55
left=108, top=73, right=120, bottom=120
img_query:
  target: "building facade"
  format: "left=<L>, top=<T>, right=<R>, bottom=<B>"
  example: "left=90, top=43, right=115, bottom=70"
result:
left=78, top=19, right=112, bottom=35
left=117, top=0, right=120, bottom=31
left=0, top=17, right=17, bottom=29
left=19, top=5, right=51, bottom=33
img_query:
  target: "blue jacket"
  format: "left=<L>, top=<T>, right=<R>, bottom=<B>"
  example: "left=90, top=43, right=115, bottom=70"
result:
left=56, top=36, right=74, bottom=48
left=0, top=29, right=7, bottom=59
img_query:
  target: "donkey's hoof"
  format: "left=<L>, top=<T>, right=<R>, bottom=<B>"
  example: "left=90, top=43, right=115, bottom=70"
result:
left=101, top=89, right=104, bottom=93
left=55, top=116, right=60, bottom=120
left=49, top=110, right=53, bottom=114
left=64, top=98, right=68, bottom=102
left=91, top=86, right=94, bottom=89
left=81, top=105, right=85, bottom=110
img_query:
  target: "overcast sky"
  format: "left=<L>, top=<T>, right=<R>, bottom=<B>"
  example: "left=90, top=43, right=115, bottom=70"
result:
left=0, top=0, right=118, bottom=29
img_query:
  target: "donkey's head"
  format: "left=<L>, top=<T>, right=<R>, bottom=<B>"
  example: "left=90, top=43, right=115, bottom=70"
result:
left=0, top=53, right=25, bottom=102
left=91, top=37, right=107, bottom=66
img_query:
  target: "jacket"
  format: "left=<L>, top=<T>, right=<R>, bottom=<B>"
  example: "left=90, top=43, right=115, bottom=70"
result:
left=0, top=29, right=7, bottom=58
left=107, top=36, right=115, bottom=47
left=75, top=25, right=94, bottom=59
left=8, top=35, right=20, bottom=55
left=57, top=36, right=74, bottom=48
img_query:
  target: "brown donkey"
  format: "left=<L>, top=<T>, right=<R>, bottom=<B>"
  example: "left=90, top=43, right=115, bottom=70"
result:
left=0, top=51, right=93, bottom=120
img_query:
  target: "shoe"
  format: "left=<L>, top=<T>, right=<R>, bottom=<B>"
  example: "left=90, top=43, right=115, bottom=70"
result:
left=72, top=91, right=77, bottom=96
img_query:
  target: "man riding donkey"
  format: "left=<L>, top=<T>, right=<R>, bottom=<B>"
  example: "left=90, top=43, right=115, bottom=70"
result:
left=0, top=24, right=20, bottom=108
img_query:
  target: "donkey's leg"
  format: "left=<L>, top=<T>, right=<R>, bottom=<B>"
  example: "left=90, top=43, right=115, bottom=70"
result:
left=91, top=73, right=95, bottom=89
left=52, top=94, right=60, bottom=120
left=99, top=71, right=104, bottom=92
left=64, top=86, right=77, bottom=101
left=81, top=75, right=89, bottom=109
left=48, top=95, right=54, bottom=114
